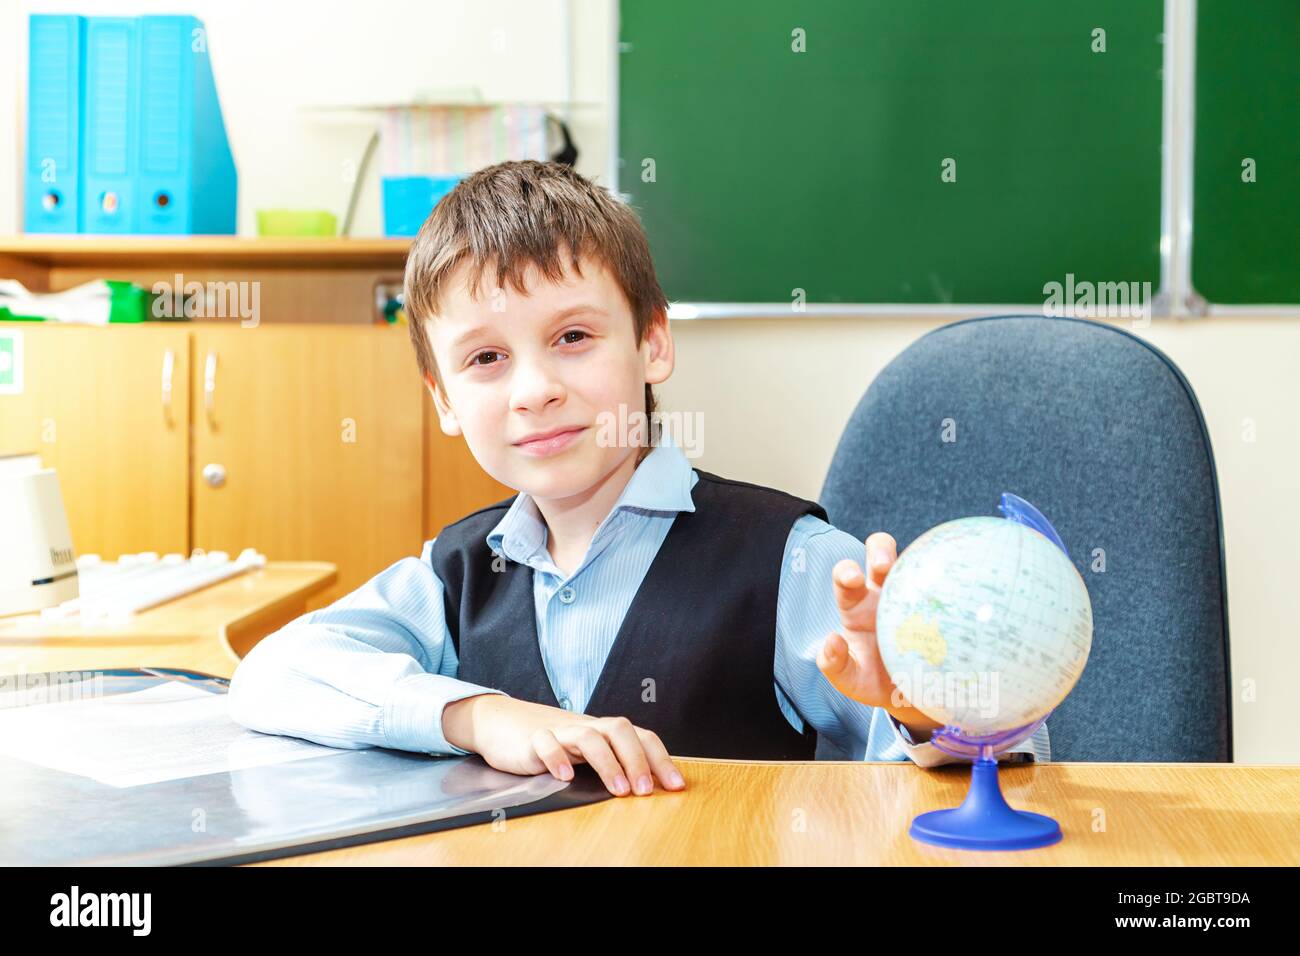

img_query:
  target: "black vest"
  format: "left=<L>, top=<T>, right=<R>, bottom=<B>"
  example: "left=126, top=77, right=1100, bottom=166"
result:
left=429, top=469, right=829, bottom=759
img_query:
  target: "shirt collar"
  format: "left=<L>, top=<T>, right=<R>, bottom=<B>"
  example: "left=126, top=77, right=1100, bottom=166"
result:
left=485, top=434, right=697, bottom=564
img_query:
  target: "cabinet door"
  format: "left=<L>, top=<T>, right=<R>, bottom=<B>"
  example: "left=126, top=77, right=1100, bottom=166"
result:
left=0, top=322, right=190, bottom=557
left=191, top=326, right=425, bottom=606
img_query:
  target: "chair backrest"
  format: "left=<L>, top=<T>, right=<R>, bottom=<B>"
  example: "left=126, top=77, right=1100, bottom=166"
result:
left=819, top=315, right=1231, bottom=761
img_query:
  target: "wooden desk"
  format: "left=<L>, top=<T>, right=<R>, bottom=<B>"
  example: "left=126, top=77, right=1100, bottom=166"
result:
left=0, top=562, right=336, bottom=679
left=255, top=757, right=1300, bottom=866
left=3, top=563, right=1294, bottom=866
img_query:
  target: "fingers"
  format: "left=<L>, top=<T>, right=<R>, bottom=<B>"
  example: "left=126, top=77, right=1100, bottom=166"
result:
left=531, top=728, right=574, bottom=782
left=817, top=630, right=852, bottom=688
left=832, top=558, right=867, bottom=611
left=832, top=557, right=879, bottom=638
left=864, top=532, right=898, bottom=587
left=634, top=726, right=686, bottom=792
left=600, top=716, right=655, bottom=795
left=560, top=726, right=629, bottom=795
left=831, top=531, right=898, bottom=640
left=550, top=719, right=685, bottom=797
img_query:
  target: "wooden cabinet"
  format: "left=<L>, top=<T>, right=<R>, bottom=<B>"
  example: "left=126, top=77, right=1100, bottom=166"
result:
left=0, top=323, right=190, bottom=557
left=191, top=325, right=426, bottom=605
left=0, top=320, right=510, bottom=608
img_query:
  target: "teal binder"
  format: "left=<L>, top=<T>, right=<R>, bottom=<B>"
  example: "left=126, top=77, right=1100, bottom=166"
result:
left=80, top=17, right=138, bottom=234
left=24, top=15, right=85, bottom=233
left=135, top=15, right=238, bottom=234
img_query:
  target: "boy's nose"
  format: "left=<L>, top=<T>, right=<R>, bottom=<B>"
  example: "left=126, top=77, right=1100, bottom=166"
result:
left=509, top=360, right=567, bottom=413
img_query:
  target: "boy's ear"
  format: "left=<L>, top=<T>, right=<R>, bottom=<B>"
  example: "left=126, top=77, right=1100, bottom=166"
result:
left=424, top=372, right=462, bottom=437
left=641, top=305, right=674, bottom=386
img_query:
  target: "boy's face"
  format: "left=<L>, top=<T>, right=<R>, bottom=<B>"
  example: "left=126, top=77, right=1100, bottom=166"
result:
left=423, top=255, right=673, bottom=503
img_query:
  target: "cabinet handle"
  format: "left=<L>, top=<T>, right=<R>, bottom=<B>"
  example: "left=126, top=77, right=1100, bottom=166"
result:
left=160, top=348, right=175, bottom=424
left=204, top=351, right=218, bottom=426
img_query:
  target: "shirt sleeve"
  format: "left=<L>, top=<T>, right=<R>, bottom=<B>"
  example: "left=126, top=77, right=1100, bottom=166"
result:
left=228, top=538, right=506, bottom=756
left=773, top=514, right=1051, bottom=768
left=885, top=711, right=1051, bottom=767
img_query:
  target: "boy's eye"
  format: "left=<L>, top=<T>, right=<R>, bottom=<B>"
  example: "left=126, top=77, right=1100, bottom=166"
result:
left=468, top=331, right=586, bottom=368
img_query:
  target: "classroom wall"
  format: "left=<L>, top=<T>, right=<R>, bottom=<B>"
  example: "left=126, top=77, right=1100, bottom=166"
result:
left=1, top=2, right=1294, bottom=763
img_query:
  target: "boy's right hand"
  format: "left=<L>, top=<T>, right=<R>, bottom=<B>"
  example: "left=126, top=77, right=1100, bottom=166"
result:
left=442, top=693, right=686, bottom=797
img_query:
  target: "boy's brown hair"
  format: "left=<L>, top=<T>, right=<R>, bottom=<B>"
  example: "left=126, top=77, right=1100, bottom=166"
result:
left=403, top=160, right=668, bottom=418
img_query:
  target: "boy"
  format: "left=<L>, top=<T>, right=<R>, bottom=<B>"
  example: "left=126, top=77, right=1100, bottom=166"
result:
left=229, top=161, right=1048, bottom=797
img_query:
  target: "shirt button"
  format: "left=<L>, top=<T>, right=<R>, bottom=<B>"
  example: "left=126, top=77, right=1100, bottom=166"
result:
left=559, top=698, right=572, bottom=710
left=558, top=585, right=576, bottom=604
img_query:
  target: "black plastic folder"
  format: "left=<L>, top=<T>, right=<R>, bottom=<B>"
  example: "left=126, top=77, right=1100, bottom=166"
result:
left=0, top=668, right=610, bottom=866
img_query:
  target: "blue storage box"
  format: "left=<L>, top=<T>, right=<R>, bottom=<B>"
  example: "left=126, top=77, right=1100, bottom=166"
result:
left=382, top=175, right=463, bottom=237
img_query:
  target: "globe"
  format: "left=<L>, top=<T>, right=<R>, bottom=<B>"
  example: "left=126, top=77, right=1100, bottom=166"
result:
left=876, top=515, right=1093, bottom=741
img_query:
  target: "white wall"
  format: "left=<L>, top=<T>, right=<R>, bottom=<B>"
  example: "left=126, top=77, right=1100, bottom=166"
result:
left=2, top=1, right=1294, bottom=763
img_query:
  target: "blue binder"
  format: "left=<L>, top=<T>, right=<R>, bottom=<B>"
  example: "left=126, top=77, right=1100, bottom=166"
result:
left=24, top=15, right=84, bottom=233
left=135, top=15, right=237, bottom=234
left=24, top=14, right=237, bottom=235
left=80, top=17, right=140, bottom=234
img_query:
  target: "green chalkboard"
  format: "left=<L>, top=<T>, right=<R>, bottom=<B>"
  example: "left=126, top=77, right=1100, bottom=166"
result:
left=618, top=0, right=1165, bottom=305
left=1191, top=0, right=1300, bottom=305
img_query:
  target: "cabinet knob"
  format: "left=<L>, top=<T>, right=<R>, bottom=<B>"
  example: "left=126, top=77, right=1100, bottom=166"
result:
left=202, top=463, right=227, bottom=488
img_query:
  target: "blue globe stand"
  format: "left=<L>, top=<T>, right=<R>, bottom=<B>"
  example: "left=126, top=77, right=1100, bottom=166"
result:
left=908, top=727, right=1062, bottom=851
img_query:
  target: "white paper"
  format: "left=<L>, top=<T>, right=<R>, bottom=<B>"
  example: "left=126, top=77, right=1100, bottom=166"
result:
left=0, top=278, right=113, bottom=325
left=0, top=681, right=344, bottom=788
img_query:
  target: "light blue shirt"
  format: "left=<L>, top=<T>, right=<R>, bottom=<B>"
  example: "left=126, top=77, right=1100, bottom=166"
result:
left=230, top=436, right=1049, bottom=769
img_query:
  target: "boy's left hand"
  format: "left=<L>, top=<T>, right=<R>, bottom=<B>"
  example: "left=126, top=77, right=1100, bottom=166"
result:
left=817, top=532, right=943, bottom=742
left=817, top=532, right=901, bottom=710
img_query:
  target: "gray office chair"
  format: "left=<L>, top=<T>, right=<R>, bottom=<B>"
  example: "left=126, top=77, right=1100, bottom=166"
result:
left=818, top=315, right=1231, bottom=762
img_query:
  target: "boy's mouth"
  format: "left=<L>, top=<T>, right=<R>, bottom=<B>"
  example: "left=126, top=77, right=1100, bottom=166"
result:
left=513, top=425, right=587, bottom=456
